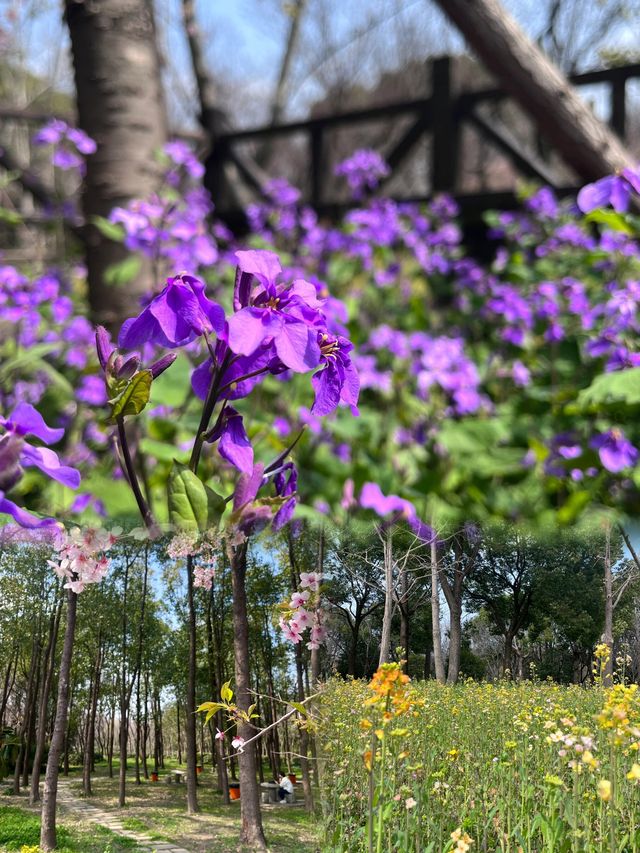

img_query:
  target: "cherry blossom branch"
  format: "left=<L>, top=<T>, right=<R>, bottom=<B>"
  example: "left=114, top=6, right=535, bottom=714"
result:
left=225, top=692, right=318, bottom=758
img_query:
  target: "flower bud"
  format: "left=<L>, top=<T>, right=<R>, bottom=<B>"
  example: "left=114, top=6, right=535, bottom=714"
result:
left=95, top=326, right=113, bottom=371
left=149, top=352, right=177, bottom=379
left=116, top=355, right=141, bottom=380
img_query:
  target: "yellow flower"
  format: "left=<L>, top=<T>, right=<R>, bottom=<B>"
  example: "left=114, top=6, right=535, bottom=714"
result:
left=597, top=779, right=612, bottom=802
left=627, top=763, right=640, bottom=781
left=359, top=718, right=372, bottom=730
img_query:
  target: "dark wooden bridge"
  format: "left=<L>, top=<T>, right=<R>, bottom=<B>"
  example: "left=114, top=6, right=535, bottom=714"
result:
left=204, top=57, right=640, bottom=223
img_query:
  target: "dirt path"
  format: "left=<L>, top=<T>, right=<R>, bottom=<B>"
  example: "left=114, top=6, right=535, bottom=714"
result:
left=56, top=779, right=192, bottom=853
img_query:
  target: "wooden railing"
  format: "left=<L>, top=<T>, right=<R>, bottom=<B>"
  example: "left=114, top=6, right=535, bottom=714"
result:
left=204, top=57, right=640, bottom=219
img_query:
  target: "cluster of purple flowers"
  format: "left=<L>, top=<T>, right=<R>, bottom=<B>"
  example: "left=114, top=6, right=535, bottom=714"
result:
left=32, top=119, right=96, bottom=174
left=335, top=148, right=390, bottom=198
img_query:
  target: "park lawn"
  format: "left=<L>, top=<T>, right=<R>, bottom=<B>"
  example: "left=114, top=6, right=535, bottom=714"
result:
left=0, top=802, right=140, bottom=852
left=65, top=765, right=320, bottom=853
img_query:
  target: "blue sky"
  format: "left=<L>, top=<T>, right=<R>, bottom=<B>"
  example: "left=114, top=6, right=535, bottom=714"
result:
left=6, top=0, right=635, bottom=131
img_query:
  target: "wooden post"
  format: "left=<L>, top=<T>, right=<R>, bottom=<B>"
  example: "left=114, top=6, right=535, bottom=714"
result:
left=431, top=57, right=458, bottom=193
left=310, top=126, right=324, bottom=208
left=610, top=76, right=627, bottom=139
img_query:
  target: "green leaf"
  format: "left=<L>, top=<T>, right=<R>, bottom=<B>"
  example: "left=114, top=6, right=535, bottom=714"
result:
left=585, top=209, right=634, bottom=235
left=91, top=215, right=126, bottom=242
left=168, top=462, right=209, bottom=532
left=104, top=255, right=142, bottom=286
left=167, top=463, right=224, bottom=533
left=220, top=681, right=233, bottom=703
left=108, top=370, right=152, bottom=421
left=289, top=701, right=309, bottom=718
left=576, top=368, right=640, bottom=412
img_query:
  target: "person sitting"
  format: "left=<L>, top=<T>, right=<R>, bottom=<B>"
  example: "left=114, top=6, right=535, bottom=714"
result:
left=277, top=773, right=294, bottom=803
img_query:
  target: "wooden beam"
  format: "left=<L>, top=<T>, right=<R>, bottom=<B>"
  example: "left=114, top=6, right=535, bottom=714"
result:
left=431, top=0, right=634, bottom=179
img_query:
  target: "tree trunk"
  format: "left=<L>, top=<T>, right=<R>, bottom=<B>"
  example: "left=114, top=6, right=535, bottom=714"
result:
left=432, top=0, right=634, bottom=180
left=83, top=634, right=102, bottom=796
left=228, top=542, right=268, bottom=852
left=64, top=0, right=167, bottom=330
left=502, top=629, right=515, bottom=676
left=30, top=598, right=62, bottom=804
left=184, top=554, right=199, bottom=814
left=399, top=564, right=410, bottom=673
left=378, top=527, right=394, bottom=667
left=14, top=631, right=40, bottom=793
left=40, top=590, right=78, bottom=852
left=206, top=588, right=229, bottom=802
left=176, top=700, right=182, bottom=765
left=603, top=524, right=614, bottom=686
left=447, top=604, right=462, bottom=685
left=430, top=538, right=446, bottom=684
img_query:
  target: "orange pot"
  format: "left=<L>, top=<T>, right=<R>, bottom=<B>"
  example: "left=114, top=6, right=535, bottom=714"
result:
left=229, top=784, right=240, bottom=800
left=196, top=765, right=203, bottom=775
left=288, top=773, right=297, bottom=785
left=150, top=772, right=159, bottom=782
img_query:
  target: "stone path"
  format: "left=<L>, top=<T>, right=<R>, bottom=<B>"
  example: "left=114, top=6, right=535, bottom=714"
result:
left=56, top=779, right=191, bottom=853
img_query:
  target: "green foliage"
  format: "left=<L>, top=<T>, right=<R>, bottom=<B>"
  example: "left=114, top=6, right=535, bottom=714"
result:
left=167, top=462, right=225, bottom=532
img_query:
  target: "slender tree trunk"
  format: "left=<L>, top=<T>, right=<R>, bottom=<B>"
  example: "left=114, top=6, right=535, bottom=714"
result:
left=378, top=526, right=394, bottom=667
left=603, top=524, right=614, bottom=686
left=431, top=537, right=446, bottom=684
left=31, top=599, right=62, bottom=804
left=432, top=0, right=634, bottom=179
left=206, top=589, right=229, bottom=801
left=64, top=0, right=167, bottom=331
left=286, top=526, right=314, bottom=808
left=0, top=648, right=18, bottom=730
left=184, top=554, right=199, bottom=813
left=83, top=634, right=103, bottom=796
left=40, top=590, right=78, bottom=852
left=14, top=632, right=40, bottom=793
left=399, top=563, right=410, bottom=673
left=228, top=541, right=268, bottom=852
left=176, top=700, right=182, bottom=764
left=108, top=694, right=116, bottom=778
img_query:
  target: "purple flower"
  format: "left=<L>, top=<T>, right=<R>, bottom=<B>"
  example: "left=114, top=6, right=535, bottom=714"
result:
left=335, top=149, right=390, bottom=197
left=359, top=482, right=434, bottom=541
left=0, top=491, right=58, bottom=528
left=577, top=168, right=640, bottom=213
left=207, top=406, right=253, bottom=474
left=590, top=429, right=638, bottom=473
left=0, top=403, right=80, bottom=528
left=118, top=273, right=224, bottom=349
left=227, top=250, right=323, bottom=373
left=311, top=333, right=360, bottom=415
left=0, top=406, right=80, bottom=490
left=272, top=462, right=298, bottom=530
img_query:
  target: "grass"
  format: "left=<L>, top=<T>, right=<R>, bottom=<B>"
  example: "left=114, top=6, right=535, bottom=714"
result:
left=64, top=764, right=319, bottom=853
left=0, top=804, right=139, bottom=852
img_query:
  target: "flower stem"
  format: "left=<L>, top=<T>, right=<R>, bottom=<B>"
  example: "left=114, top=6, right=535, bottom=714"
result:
left=116, top=417, right=158, bottom=535
left=189, top=350, right=232, bottom=473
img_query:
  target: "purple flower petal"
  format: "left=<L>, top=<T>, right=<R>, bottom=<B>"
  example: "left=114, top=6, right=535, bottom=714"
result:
left=227, top=307, right=283, bottom=357
left=21, top=445, right=82, bottom=489
left=5, top=403, right=64, bottom=444
left=0, top=491, right=57, bottom=528
left=209, top=407, right=254, bottom=474
left=275, top=320, right=320, bottom=373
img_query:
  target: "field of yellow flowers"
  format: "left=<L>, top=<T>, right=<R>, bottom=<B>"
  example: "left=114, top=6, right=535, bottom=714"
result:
left=319, top=662, right=640, bottom=852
